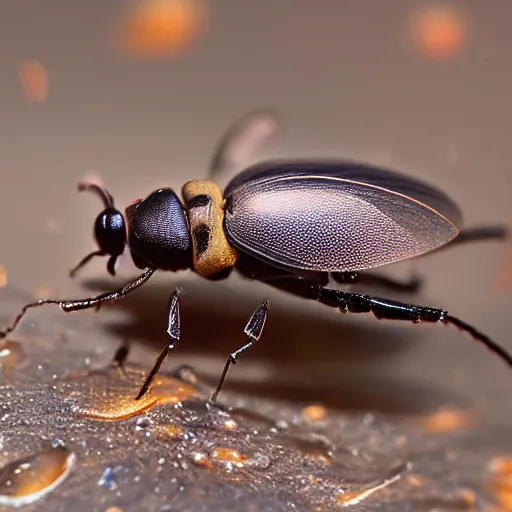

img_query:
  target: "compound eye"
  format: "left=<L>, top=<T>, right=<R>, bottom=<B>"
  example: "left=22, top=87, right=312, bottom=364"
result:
left=94, top=208, right=127, bottom=257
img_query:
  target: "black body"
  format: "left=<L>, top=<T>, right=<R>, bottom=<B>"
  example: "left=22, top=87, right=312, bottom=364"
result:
left=126, top=188, right=192, bottom=272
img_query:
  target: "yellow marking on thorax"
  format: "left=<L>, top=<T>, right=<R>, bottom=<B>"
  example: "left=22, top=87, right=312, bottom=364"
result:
left=182, top=180, right=238, bottom=279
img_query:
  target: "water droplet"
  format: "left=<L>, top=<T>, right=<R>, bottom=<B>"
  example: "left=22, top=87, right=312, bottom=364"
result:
left=0, top=445, right=75, bottom=507
left=157, top=424, right=184, bottom=440
left=210, top=447, right=246, bottom=472
left=291, top=435, right=334, bottom=464
left=223, top=419, right=238, bottom=430
left=182, top=431, right=198, bottom=443
left=135, top=417, right=152, bottom=431
left=245, top=452, right=271, bottom=470
left=50, top=439, right=66, bottom=449
left=97, top=465, right=117, bottom=490
left=0, top=341, right=25, bottom=380
left=190, top=452, right=213, bottom=470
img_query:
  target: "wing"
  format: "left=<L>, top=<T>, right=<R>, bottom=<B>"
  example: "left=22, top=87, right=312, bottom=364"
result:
left=223, top=160, right=462, bottom=272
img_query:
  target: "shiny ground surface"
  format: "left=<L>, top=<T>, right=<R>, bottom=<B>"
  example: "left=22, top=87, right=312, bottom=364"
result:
left=1, top=2, right=512, bottom=510
left=0, top=285, right=512, bottom=511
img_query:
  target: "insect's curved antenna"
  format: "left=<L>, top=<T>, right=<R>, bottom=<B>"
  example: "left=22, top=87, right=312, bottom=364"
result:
left=77, top=181, right=115, bottom=209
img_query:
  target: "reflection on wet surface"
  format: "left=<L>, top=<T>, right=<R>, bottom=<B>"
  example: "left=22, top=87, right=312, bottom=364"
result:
left=0, top=444, right=75, bottom=508
left=0, top=286, right=510, bottom=510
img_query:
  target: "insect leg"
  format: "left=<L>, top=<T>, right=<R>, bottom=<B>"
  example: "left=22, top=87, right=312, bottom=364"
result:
left=0, top=268, right=155, bottom=339
left=453, top=225, right=509, bottom=246
left=135, top=287, right=182, bottom=400
left=314, top=286, right=512, bottom=369
left=263, top=277, right=512, bottom=370
left=69, top=250, right=106, bottom=278
left=209, top=300, right=269, bottom=404
left=111, top=341, right=130, bottom=374
left=330, top=227, right=509, bottom=295
left=332, top=272, right=423, bottom=294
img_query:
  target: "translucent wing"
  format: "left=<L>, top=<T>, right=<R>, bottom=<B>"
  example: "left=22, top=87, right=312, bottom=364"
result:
left=224, top=161, right=462, bottom=272
left=208, top=108, right=282, bottom=180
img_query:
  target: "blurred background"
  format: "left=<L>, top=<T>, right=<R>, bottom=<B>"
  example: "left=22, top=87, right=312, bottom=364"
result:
left=1, top=0, right=512, bottom=420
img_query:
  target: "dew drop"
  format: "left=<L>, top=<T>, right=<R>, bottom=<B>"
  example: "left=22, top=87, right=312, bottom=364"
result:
left=0, top=341, right=25, bottom=380
left=135, top=417, right=152, bottom=431
left=210, top=447, right=246, bottom=472
left=97, top=465, right=117, bottom=491
left=0, top=445, right=75, bottom=507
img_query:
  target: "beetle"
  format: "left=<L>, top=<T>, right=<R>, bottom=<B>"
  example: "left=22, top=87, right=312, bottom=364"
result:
left=1, top=107, right=511, bottom=403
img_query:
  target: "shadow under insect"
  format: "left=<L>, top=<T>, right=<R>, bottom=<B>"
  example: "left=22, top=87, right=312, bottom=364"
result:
left=80, top=276, right=467, bottom=416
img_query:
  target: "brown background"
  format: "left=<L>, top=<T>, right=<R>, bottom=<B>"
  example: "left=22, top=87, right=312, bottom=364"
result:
left=1, top=1, right=512, bottom=422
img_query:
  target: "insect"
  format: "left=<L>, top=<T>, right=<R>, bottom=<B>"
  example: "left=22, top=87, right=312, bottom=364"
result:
left=1, top=108, right=511, bottom=403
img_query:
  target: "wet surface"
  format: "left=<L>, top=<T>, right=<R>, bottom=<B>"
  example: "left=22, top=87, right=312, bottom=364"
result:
left=2, top=1, right=512, bottom=510
left=0, top=287, right=512, bottom=511
left=0, top=445, right=75, bottom=508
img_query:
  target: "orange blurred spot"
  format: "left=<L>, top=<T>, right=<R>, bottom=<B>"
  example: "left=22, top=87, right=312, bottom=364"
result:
left=410, top=4, right=467, bottom=61
left=17, top=61, right=48, bottom=102
left=301, top=404, right=327, bottom=422
left=119, top=0, right=207, bottom=58
left=406, top=474, right=427, bottom=488
left=458, top=488, right=477, bottom=508
left=0, top=265, right=6, bottom=288
left=488, top=456, right=512, bottom=510
left=35, top=286, right=55, bottom=299
left=413, top=407, right=476, bottom=433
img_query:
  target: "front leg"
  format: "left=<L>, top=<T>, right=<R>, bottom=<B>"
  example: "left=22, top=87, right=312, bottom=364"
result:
left=0, top=268, right=156, bottom=339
